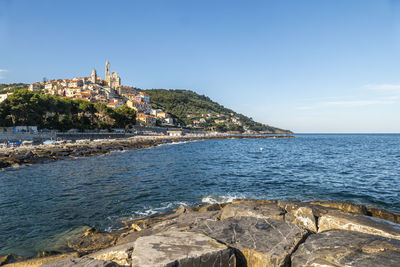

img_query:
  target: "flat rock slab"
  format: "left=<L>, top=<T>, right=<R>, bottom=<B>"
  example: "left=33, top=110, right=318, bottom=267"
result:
left=39, top=257, right=119, bottom=267
left=131, top=230, right=235, bottom=267
left=291, top=230, right=400, bottom=267
left=192, top=216, right=308, bottom=267
left=318, top=211, right=400, bottom=240
left=220, top=202, right=285, bottom=221
left=88, top=242, right=135, bottom=266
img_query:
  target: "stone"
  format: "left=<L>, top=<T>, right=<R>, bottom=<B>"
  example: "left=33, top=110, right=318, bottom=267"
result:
left=220, top=202, right=285, bottom=221
left=318, top=211, right=400, bottom=240
left=309, top=200, right=368, bottom=215
left=367, top=207, right=400, bottom=224
left=192, top=216, right=308, bottom=267
left=175, top=205, right=188, bottom=214
left=39, top=257, right=119, bottom=267
left=88, top=242, right=135, bottom=266
left=67, top=232, right=118, bottom=251
left=291, top=230, right=400, bottom=267
left=3, top=253, right=77, bottom=267
left=151, top=210, right=222, bottom=232
left=131, top=231, right=235, bottom=267
left=278, top=201, right=318, bottom=232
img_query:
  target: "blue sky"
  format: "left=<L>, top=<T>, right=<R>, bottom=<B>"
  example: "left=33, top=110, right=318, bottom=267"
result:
left=1, top=0, right=400, bottom=133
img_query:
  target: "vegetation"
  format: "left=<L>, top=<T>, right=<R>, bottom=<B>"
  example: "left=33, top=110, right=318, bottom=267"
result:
left=0, top=83, right=28, bottom=93
left=0, top=89, right=136, bottom=131
left=143, top=89, right=291, bottom=133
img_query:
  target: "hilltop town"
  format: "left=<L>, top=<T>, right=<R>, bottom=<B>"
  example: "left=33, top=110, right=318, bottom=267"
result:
left=0, top=61, right=291, bottom=134
left=25, top=61, right=168, bottom=127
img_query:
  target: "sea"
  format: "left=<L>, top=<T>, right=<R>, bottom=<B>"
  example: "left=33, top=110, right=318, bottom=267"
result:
left=0, top=134, right=399, bottom=257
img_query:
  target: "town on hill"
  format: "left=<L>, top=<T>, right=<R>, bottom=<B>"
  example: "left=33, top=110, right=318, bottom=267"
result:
left=0, top=61, right=291, bottom=134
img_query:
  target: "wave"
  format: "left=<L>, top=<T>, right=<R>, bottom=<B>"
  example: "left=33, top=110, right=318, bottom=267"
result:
left=201, top=194, right=246, bottom=204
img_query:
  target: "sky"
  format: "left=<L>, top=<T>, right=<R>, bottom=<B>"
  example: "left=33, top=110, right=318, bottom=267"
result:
left=1, top=0, right=400, bottom=133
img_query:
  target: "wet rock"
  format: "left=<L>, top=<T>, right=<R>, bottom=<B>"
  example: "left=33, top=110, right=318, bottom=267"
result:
left=193, top=203, right=227, bottom=212
left=232, top=199, right=277, bottom=204
left=88, top=242, right=134, bottom=266
left=220, top=202, right=285, bottom=221
left=39, top=257, right=119, bottom=267
left=131, top=231, right=235, bottom=267
left=0, top=254, right=25, bottom=265
left=318, top=211, right=400, bottom=240
left=67, top=232, right=118, bottom=252
left=291, top=230, right=400, bottom=267
left=192, top=216, right=308, bottom=267
left=3, top=253, right=77, bottom=267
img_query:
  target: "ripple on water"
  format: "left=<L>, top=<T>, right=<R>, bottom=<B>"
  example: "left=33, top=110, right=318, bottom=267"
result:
left=0, top=134, right=399, bottom=256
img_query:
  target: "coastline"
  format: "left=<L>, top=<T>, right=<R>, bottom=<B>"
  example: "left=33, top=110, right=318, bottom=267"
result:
left=0, top=134, right=293, bottom=170
left=2, top=199, right=399, bottom=266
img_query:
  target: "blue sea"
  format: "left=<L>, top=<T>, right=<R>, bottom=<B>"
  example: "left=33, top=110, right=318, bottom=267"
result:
left=0, top=134, right=399, bottom=256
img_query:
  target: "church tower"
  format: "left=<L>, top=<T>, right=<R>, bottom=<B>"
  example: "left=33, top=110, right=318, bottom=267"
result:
left=105, top=60, right=110, bottom=86
left=91, top=68, right=97, bottom=84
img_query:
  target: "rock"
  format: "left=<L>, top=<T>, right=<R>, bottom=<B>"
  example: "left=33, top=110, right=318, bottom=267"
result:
left=175, top=205, right=188, bottom=214
left=88, top=242, right=134, bottom=266
left=151, top=210, right=222, bottom=232
left=309, top=200, right=368, bottom=215
left=220, top=202, right=285, bottom=221
left=278, top=201, right=318, bottom=232
left=3, top=253, right=77, bottom=267
left=131, top=231, right=235, bottom=267
left=194, top=203, right=226, bottom=212
left=367, top=206, right=400, bottom=224
left=67, top=231, right=118, bottom=251
left=318, top=211, right=400, bottom=240
left=291, top=230, right=400, bottom=267
left=232, top=199, right=277, bottom=204
left=116, top=228, right=156, bottom=245
left=39, top=257, right=119, bottom=267
left=0, top=254, right=25, bottom=265
left=191, top=216, right=308, bottom=267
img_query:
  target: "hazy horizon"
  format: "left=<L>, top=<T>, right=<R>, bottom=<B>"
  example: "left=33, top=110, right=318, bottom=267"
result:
left=1, top=0, right=400, bottom=133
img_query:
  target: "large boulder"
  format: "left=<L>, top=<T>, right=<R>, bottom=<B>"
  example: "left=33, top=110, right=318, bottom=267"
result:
left=291, top=230, right=400, bottom=267
left=318, top=211, right=400, bottom=240
left=131, top=231, right=235, bottom=267
left=192, top=216, right=308, bottom=267
left=220, top=202, right=285, bottom=221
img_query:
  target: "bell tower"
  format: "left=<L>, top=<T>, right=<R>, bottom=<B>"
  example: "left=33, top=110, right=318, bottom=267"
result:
left=105, top=60, right=110, bottom=85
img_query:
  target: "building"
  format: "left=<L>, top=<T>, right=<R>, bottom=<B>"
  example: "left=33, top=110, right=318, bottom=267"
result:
left=91, top=69, right=97, bottom=83
left=0, top=93, right=9, bottom=103
left=28, top=83, right=42, bottom=91
left=167, top=130, right=184, bottom=136
left=136, top=113, right=156, bottom=126
left=135, top=92, right=150, bottom=104
left=127, top=100, right=151, bottom=114
left=162, top=118, right=174, bottom=125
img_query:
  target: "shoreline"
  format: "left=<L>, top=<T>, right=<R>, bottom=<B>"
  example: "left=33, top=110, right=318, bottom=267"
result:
left=1, top=199, right=399, bottom=266
left=0, top=134, right=294, bottom=170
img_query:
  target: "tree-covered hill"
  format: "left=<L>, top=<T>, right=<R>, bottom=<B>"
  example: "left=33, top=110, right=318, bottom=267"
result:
left=143, top=89, right=292, bottom=133
left=0, top=83, right=28, bottom=93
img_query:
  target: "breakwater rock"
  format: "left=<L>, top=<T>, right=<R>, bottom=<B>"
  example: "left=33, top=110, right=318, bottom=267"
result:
left=0, top=135, right=292, bottom=170
left=3, top=199, right=399, bottom=267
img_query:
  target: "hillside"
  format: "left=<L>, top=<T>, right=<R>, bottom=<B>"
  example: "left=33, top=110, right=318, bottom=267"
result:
left=0, top=83, right=28, bottom=93
left=143, top=89, right=292, bottom=133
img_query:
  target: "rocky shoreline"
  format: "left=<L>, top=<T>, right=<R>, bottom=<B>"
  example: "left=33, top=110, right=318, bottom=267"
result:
left=0, top=135, right=293, bottom=170
left=1, top=199, right=399, bottom=266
